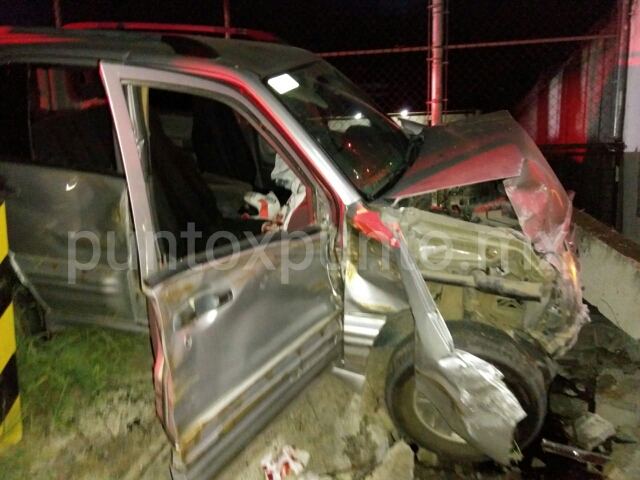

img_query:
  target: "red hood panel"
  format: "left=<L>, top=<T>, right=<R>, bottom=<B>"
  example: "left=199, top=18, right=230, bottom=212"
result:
left=384, top=111, right=527, bottom=199
left=384, top=111, right=571, bottom=251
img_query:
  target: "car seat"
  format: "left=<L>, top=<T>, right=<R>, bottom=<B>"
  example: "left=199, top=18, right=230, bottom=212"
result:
left=191, top=98, right=257, bottom=185
left=148, top=109, right=263, bottom=258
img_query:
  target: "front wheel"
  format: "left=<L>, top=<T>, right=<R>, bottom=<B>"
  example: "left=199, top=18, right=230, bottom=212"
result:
left=384, top=322, right=547, bottom=463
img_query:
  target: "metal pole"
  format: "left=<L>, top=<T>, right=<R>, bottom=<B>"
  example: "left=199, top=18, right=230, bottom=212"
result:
left=430, top=0, right=444, bottom=125
left=613, top=0, right=631, bottom=141
left=223, top=0, right=231, bottom=39
left=53, top=0, right=62, bottom=28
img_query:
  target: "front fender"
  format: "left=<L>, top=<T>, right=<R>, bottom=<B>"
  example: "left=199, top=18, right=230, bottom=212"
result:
left=382, top=208, right=526, bottom=465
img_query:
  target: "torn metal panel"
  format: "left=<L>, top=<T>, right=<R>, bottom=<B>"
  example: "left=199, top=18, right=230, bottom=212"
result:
left=382, top=111, right=572, bottom=253
left=527, top=249, right=589, bottom=357
left=383, top=209, right=526, bottom=465
left=396, top=206, right=588, bottom=358
left=0, top=162, right=145, bottom=328
left=383, top=112, right=525, bottom=200
left=503, top=154, right=572, bottom=253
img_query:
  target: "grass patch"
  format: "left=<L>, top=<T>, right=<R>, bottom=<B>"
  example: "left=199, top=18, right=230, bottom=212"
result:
left=15, top=325, right=153, bottom=431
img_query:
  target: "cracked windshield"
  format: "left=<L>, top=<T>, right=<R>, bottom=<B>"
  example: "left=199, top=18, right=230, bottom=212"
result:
left=266, top=61, right=411, bottom=199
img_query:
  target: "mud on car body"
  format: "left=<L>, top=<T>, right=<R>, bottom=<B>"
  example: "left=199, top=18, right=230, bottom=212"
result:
left=0, top=24, right=587, bottom=479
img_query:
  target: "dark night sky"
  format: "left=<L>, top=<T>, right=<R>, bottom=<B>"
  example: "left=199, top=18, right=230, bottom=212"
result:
left=1, top=1, right=618, bottom=47
left=0, top=0, right=619, bottom=112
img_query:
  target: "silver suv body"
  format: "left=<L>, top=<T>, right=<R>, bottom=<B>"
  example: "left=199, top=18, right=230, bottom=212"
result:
left=0, top=25, right=587, bottom=479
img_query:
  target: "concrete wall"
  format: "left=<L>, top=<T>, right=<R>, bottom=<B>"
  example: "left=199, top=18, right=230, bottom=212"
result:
left=573, top=209, right=640, bottom=339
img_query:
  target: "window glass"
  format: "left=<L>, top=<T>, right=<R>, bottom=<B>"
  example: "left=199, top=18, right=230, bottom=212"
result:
left=142, top=88, right=312, bottom=260
left=27, top=65, right=118, bottom=174
left=265, top=61, right=411, bottom=200
left=0, top=64, right=30, bottom=159
left=0, top=63, right=124, bottom=175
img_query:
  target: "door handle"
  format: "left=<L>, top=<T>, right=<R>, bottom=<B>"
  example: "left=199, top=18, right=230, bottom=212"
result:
left=173, top=289, right=233, bottom=330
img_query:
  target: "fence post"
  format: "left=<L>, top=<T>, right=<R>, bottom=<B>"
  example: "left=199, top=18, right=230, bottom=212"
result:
left=429, top=0, right=444, bottom=125
left=0, top=198, right=21, bottom=450
left=223, top=0, right=231, bottom=39
left=53, top=0, right=62, bottom=28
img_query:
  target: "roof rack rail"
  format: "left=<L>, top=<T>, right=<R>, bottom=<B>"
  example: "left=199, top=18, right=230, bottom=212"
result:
left=63, top=22, right=281, bottom=43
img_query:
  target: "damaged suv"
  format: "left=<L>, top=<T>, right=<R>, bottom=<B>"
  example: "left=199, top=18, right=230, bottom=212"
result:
left=0, top=24, right=587, bottom=479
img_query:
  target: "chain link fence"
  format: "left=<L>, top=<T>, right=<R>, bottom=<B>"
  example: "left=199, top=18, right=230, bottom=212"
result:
left=232, top=0, right=619, bottom=119
left=231, top=0, right=621, bottom=224
left=229, top=0, right=433, bottom=117
left=53, top=0, right=622, bottom=125
left=53, top=0, right=626, bottom=223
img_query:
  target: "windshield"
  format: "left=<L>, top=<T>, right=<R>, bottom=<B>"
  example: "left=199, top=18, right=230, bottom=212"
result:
left=265, top=61, right=410, bottom=199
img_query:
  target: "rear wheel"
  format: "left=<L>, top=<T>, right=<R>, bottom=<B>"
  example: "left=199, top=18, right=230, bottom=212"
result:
left=13, top=285, right=47, bottom=336
left=385, top=322, right=547, bottom=463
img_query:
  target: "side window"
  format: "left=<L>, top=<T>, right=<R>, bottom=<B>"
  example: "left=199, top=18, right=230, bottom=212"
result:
left=0, top=63, right=119, bottom=176
left=138, top=87, right=313, bottom=260
left=27, top=65, right=118, bottom=174
left=0, top=64, right=30, bottom=159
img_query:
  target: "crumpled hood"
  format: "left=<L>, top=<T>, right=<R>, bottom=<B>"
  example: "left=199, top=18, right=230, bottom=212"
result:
left=384, top=111, right=572, bottom=251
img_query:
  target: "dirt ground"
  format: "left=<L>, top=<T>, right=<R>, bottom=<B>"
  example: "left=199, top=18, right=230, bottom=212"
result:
left=0, top=320, right=401, bottom=480
left=2, top=313, right=640, bottom=480
left=0, top=326, right=162, bottom=480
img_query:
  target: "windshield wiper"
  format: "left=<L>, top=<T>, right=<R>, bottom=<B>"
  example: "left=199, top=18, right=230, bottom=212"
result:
left=404, top=133, right=424, bottom=166
left=371, top=133, right=424, bottom=200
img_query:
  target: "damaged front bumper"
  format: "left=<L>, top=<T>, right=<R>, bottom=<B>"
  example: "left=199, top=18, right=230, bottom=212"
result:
left=341, top=112, right=590, bottom=464
left=342, top=192, right=588, bottom=462
left=396, top=206, right=589, bottom=359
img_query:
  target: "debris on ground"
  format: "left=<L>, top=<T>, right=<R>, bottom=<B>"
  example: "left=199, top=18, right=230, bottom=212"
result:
left=416, top=448, right=439, bottom=467
left=343, top=421, right=390, bottom=469
left=596, top=371, right=640, bottom=428
left=541, top=438, right=610, bottom=466
left=261, top=445, right=310, bottom=480
left=549, top=393, right=589, bottom=419
left=564, top=413, right=616, bottom=451
left=6, top=309, right=640, bottom=480
left=364, top=441, right=414, bottom=480
left=598, top=369, right=625, bottom=392
left=524, top=313, right=640, bottom=479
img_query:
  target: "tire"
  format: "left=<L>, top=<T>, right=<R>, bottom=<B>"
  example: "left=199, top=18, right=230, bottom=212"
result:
left=13, top=285, right=47, bottom=336
left=385, top=321, right=547, bottom=463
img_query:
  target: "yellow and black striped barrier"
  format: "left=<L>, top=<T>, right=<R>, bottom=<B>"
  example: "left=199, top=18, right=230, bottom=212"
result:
left=0, top=199, right=21, bottom=449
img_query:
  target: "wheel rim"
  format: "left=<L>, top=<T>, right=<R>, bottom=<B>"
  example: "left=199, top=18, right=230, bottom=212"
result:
left=412, top=384, right=466, bottom=444
left=393, top=365, right=534, bottom=449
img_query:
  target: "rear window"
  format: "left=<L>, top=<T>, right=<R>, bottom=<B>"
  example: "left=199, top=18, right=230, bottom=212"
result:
left=0, top=64, right=30, bottom=159
left=0, top=63, right=118, bottom=175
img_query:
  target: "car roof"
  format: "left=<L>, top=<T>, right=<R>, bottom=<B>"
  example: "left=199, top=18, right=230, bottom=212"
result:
left=0, top=27, right=318, bottom=78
